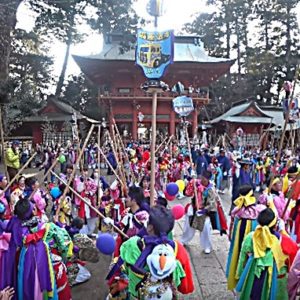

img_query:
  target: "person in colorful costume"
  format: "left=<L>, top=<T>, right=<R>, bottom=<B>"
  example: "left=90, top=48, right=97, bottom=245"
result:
left=282, top=166, right=300, bottom=242
left=235, top=208, right=298, bottom=300
left=231, top=159, right=254, bottom=211
left=0, top=175, right=11, bottom=220
left=259, top=177, right=291, bottom=222
left=106, top=206, right=194, bottom=299
left=288, top=249, right=300, bottom=300
left=181, top=170, right=227, bottom=254
left=74, top=165, right=98, bottom=235
left=226, top=185, right=266, bottom=291
left=106, top=185, right=149, bottom=257
left=19, top=197, right=73, bottom=300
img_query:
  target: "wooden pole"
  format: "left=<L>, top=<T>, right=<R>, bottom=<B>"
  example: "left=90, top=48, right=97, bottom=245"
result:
left=0, top=106, right=8, bottom=181
left=4, top=152, right=37, bottom=193
left=55, top=124, right=95, bottom=218
left=268, top=66, right=299, bottom=192
left=51, top=170, right=129, bottom=239
left=184, top=120, right=200, bottom=210
left=112, top=119, right=137, bottom=183
left=97, top=125, right=101, bottom=206
left=150, top=90, right=158, bottom=207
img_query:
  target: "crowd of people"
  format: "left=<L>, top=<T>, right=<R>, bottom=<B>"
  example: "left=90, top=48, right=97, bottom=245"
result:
left=0, top=136, right=299, bottom=299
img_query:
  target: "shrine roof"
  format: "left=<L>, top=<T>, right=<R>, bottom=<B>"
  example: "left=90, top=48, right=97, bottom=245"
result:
left=210, top=101, right=284, bottom=125
left=24, top=98, right=98, bottom=124
left=73, top=35, right=234, bottom=64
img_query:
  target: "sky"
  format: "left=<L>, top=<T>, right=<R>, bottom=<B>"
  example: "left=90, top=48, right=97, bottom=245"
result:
left=16, top=0, right=212, bottom=79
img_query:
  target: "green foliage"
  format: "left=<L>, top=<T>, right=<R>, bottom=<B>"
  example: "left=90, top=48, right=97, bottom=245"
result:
left=6, top=29, right=53, bottom=133
left=185, top=0, right=300, bottom=118
left=60, top=74, right=102, bottom=120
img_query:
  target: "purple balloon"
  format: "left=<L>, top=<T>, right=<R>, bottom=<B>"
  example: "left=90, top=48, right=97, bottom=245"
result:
left=96, top=233, right=116, bottom=255
left=166, top=182, right=179, bottom=196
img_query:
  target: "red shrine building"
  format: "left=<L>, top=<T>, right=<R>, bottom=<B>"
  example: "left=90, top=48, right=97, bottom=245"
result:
left=73, top=34, right=234, bottom=140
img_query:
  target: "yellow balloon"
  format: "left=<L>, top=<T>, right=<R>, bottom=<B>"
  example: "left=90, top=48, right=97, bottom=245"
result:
left=176, top=180, right=185, bottom=193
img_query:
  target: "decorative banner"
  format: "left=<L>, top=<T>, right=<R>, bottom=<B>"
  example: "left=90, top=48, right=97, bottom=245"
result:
left=172, top=96, right=194, bottom=117
left=136, top=29, right=174, bottom=79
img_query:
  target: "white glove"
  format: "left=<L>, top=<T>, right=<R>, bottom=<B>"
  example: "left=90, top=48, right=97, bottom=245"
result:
left=223, top=172, right=227, bottom=176
left=103, top=217, right=114, bottom=226
left=278, top=219, right=285, bottom=232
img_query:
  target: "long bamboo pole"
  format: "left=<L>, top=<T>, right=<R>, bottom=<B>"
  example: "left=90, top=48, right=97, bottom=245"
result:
left=4, top=152, right=37, bottom=193
left=97, top=125, right=101, bottom=206
left=268, top=66, right=299, bottom=192
left=51, top=170, right=129, bottom=239
left=150, top=91, right=158, bottom=207
left=184, top=120, right=200, bottom=210
left=113, top=120, right=137, bottom=183
left=55, top=124, right=95, bottom=219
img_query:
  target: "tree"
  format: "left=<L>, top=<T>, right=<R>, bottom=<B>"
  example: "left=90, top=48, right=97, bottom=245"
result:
left=60, top=74, right=101, bottom=120
left=6, top=29, right=53, bottom=133
left=0, top=0, right=23, bottom=103
left=30, top=0, right=91, bottom=97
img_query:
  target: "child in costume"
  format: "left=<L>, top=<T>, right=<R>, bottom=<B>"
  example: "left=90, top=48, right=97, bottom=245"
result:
left=235, top=208, right=298, bottom=300
left=106, top=206, right=194, bottom=299
left=226, top=185, right=266, bottom=291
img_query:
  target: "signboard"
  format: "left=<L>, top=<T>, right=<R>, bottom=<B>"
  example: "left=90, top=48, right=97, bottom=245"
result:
left=136, top=29, right=174, bottom=79
left=172, top=96, right=194, bottom=117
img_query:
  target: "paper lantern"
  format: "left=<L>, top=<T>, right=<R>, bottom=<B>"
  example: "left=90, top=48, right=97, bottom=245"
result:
left=96, top=233, right=116, bottom=255
left=176, top=180, right=185, bottom=193
left=166, top=183, right=179, bottom=196
left=164, top=192, right=176, bottom=201
left=172, top=204, right=185, bottom=220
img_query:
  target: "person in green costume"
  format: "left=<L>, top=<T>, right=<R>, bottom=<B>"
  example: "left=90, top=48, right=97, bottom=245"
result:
left=106, top=206, right=194, bottom=299
left=235, top=208, right=293, bottom=300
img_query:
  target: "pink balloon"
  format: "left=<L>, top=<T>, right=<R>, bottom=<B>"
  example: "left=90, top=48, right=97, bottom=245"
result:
left=172, top=204, right=185, bottom=220
left=164, top=192, right=176, bottom=201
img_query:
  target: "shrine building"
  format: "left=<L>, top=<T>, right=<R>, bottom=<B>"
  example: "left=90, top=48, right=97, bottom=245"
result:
left=73, top=33, right=234, bottom=140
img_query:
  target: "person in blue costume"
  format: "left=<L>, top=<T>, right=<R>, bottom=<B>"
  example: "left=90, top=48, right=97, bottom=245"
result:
left=217, top=148, right=231, bottom=193
left=196, top=149, right=208, bottom=178
left=231, top=159, right=254, bottom=212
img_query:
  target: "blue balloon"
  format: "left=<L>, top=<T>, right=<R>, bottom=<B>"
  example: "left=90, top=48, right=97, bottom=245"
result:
left=166, top=182, right=179, bottom=196
left=96, top=233, right=116, bottom=255
left=50, top=187, right=61, bottom=199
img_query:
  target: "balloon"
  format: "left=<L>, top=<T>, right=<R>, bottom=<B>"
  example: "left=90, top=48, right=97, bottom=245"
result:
left=59, top=154, right=66, bottom=164
left=172, top=204, right=185, bottom=220
left=50, top=187, right=61, bottom=199
left=166, top=183, right=179, bottom=196
left=96, top=233, right=116, bottom=255
left=176, top=180, right=185, bottom=193
left=164, top=192, right=176, bottom=201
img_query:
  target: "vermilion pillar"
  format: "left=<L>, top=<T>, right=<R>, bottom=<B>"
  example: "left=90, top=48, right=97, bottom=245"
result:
left=170, top=110, right=175, bottom=136
left=132, top=101, right=138, bottom=140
